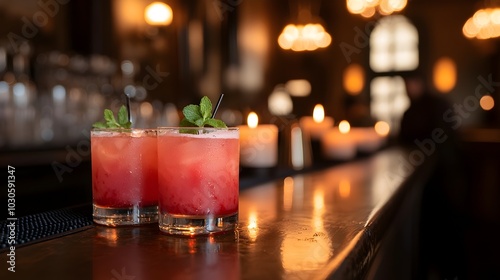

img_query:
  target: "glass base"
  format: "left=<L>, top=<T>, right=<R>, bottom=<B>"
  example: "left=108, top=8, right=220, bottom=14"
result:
left=93, top=204, right=158, bottom=226
left=159, top=212, right=238, bottom=236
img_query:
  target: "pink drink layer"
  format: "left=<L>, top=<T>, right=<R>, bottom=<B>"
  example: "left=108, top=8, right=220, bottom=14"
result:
left=91, top=130, right=158, bottom=208
left=157, top=130, right=239, bottom=216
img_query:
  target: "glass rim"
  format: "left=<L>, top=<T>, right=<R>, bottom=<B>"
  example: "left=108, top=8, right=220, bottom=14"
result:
left=90, top=128, right=158, bottom=137
left=157, top=126, right=239, bottom=131
left=91, top=127, right=158, bottom=132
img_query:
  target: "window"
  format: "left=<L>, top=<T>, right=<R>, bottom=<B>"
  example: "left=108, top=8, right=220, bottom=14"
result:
left=369, top=15, right=418, bottom=134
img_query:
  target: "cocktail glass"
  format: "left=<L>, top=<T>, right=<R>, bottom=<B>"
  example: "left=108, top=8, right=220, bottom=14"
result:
left=91, top=128, right=158, bottom=226
left=157, top=127, right=239, bottom=236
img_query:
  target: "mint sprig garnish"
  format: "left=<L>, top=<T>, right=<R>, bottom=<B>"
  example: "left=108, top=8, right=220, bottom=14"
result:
left=180, top=96, right=227, bottom=128
left=93, top=105, right=132, bottom=129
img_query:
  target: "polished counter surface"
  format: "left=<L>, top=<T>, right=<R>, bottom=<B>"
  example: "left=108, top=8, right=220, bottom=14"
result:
left=1, top=147, right=433, bottom=280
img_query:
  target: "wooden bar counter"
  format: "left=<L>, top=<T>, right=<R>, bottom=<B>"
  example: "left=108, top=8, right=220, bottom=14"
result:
left=1, top=147, right=435, bottom=280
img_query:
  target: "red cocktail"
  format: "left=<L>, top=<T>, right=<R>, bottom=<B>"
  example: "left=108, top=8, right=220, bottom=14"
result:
left=157, top=127, right=239, bottom=235
left=91, top=128, right=158, bottom=226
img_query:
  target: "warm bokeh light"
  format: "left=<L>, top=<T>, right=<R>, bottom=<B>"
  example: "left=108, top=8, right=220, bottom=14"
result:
left=139, top=101, right=153, bottom=119
left=268, top=86, right=293, bottom=116
left=347, top=0, right=407, bottom=17
left=338, top=179, right=351, bottom=198
left=144, top=2, right=173, bottom=26
left=370, top=16, right=419, bottom=72
left=370, top=75, right=409, bottom=136
left=285, top=79, right=311, bottom=97
left=113, top=1, right=144, bottom=36
left=374, top=121, right=390, bottom=137
left=361, top=6, right=376, bottom=18
left=480, top=95, right=495, bottom=111
left=339, top=120, right=351, bottom=134
left=238, top=16, right=268, bottom=94
left=343, top=64, right=365, bottom=95
left=463, top=8, right=500, bottom=39
left=433, top=57, right=457, bottom=93
left=313, top=104, right=325, bottom=123
left=247, top=112, right=259, bottom=128
left=278, top=23, right=332, bottom=52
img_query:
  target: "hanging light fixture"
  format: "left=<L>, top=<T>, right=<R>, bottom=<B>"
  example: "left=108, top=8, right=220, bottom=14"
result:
left=278, top=23, right=332, bottom=51
left=463, top=1, right=500, bottom=40
left=278, top=1, right=332, bottom=52
left=144, top=2, right=173, bottom=26
left=346, top=0, right=408, bottom=18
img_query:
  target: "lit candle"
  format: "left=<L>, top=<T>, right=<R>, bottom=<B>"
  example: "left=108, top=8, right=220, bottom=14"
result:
left=299, top=104, right=334, bottom=140
left=321, top=120, right=357, bottom=160
left=238, top=112, right=278, bottom=168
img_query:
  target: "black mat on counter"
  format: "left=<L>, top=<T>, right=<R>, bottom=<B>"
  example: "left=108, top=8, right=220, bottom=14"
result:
left=0, top=204, right=93, bottom=251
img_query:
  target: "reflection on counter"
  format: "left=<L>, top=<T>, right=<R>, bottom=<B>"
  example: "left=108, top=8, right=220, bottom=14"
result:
left=272, top=150, right=415, bottom=278
left=281, top=181, right=332, bottom=278
left=11, top=148, right=433, bottom=279
left=93, top=226, right=240, bottom=280
left=338, top=179, right=351, bottom=199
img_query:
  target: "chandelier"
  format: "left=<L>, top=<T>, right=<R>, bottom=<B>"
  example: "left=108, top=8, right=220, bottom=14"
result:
left=278, top=0, right=332, bottom=52
left=463, top=7, right=500, bottom=39
left=278, top=23, right=332, bottom=52
left=346, top=0, right=408, bottom=18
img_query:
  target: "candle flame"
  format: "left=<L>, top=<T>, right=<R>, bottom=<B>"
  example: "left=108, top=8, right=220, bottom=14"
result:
left=374, top=121, right=390, bottom=137
left=313, top=104, right=325, bottom=123
left=339, top=120, right=350, bottom=134
left=247, top=112, right=259, bottom=128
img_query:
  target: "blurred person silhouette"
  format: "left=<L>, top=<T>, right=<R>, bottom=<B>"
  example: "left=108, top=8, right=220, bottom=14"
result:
left=398, top=73, right=468, bottom=279
left=399, top=74, right=455, bottom=144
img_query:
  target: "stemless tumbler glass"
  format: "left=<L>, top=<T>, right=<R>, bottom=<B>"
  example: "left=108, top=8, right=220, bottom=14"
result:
left=91, top=128, right=158, bottom=226
left=157, top=127, right=239, bottom=236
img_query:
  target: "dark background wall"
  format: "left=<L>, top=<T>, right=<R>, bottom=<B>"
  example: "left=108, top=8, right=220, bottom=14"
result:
left=0, top=0, right=498, bottom=125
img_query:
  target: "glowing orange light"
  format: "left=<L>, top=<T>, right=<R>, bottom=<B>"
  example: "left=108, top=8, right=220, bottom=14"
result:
left=313, top=104, right=325, bottom=123
left=339, top=179, right=351, bottom=198
left=433, top=57, right=457, bottom=93
left=463, top=8, right=500, bottom=40
left=343, top=64, right=365, bottom=95
left=278, top=23, right=332, bottom=52
left=145, top=2, right=173, bottom=26
left=347, top=0, right=407, bottom=17
left=480, top=95, right=495, bottom=111
left=247, top=112, right=259, bottom=128
left=339, top=120, right=351, bottom=134
left=374, top=121, right=390, bottom=137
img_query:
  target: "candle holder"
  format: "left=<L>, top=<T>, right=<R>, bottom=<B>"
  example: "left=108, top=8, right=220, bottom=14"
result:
left=274, top=116, right=312, bottom=170
left=310, top=138, right=328, bottom=164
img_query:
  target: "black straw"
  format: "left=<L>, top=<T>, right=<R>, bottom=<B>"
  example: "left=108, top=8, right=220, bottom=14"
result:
left=211, top=93, right=224, bottom=118
left=125, top=92, right=131, bottom=123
